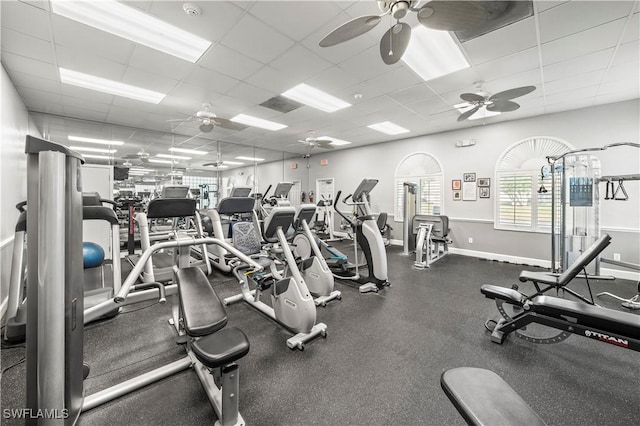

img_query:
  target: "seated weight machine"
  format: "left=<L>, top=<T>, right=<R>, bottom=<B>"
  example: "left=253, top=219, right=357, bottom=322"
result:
left=412, top=215, right=451, bottom=270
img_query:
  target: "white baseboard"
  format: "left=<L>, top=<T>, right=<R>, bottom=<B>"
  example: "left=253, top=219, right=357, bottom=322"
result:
left=448, top=247, right=551, bottom=268
left=600, top=268, right=640, bottom=282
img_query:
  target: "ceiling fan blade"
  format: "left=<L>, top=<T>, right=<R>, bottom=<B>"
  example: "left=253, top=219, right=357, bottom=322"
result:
left=487, top=100, right=520, bottom=112
left=316, top=143, right=335, bottom=150
left=315, top=139, right=333, bottom=145
left=460, top=92, right=486, bottom=103
left=380, top=22, right=411, bottom=65
left=417, top=0, right=488, bottom=31
left=319, top=15, right=382, bottom=47
left=457, top=105, right=480, bottom=122
left=212, top=117, right=247, bottom=131
left=489, top=85, right=536, bottom=101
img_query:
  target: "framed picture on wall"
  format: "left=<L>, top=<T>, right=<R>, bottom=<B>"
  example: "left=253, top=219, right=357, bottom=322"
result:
left=452, top=180, right=461, bottom=190
left=479, top=187, right=490, bottom=198
left=462, top=182, right=477, bottom=200
left=463, top=172, right=476, bottom=182
left=478, top=178, right=490, bottom=187
left=453, top=191, right=461, bottom=201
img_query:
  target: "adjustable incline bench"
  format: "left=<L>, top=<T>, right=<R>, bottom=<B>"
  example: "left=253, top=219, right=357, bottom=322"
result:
left=441, top=367, right=546, bottom=426
left=481, top=234, right=640, bottom=351
left=175, top=266, right=250, bottom=426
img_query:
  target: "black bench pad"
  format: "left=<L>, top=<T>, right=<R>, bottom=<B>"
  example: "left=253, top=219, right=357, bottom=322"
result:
left=192, top=327, right=250, bottom=368
left=441, top=367, right=546, bottom=426
left=177, top=267, right=227, bottom=337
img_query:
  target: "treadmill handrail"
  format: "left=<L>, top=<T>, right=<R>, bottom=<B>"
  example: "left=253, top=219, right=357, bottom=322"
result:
left=114, top=237, right=263, bottom=302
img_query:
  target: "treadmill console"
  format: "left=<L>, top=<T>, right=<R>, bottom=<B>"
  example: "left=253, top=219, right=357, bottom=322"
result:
left=352, top=179, right=379, bottom=202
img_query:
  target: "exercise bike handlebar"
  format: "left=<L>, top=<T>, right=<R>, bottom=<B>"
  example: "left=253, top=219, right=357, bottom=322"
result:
left=114, top=237, right=264, bottom=303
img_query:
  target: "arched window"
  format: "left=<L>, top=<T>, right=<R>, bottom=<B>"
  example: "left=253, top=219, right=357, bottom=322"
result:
left=495, top=136, right=573, bottom=232
left=394, top=153, right=444, bottom=221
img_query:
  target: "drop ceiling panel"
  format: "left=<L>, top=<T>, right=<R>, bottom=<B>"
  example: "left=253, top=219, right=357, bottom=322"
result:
left=366, top=66, right=423, bottom=94
left=474, top=48, right=540, bottom=82
left=184, top=66, right=240, bottom=94
left=611, top=41, right=640, bottom=66
left=246, top=65, right=301, bottom=95
left=197, top=43, right=264, bottom=81
left=220, top=13, right=294, bottom=64
left=1, top=52, right=59, bottom=81
left=269, top=45, right=333, bottom=83
left=147, top=1, right=244, bottom=42
left=0, top=0, right=51, bottom=41
left=248, top=1, right=340, bottom=41
left=463, top=17, right=538, bottom=65
left=620, top=12, right=639, bottom=44
left=338, top=45, right=401, bottom=81
left=9, top=72, right=59, bottom=95
left=388, top=83, right=438, bottom=105
left=129, top=45, right=196, bottom=81
left=536, top=1, right=570, bottom=13
left=56, top=46, right=127, bottom=81
left=1, top=29, right=53, bottom=63
left=121, top=67, right=180, bottom=94
left=544, top=69, right=606, bottom=95
left=423, top=67, right=483, bottom=95
left=304, top=65, right=361, bottom=92
left=226, top=81, right=276, bottom=106
left=538, top=1, right=634, bottom=43
left=50, top=15, right=134, bottom=65
left=542, top=48, right=613, bottom=81
left=541, top=18, right=628, bottom=65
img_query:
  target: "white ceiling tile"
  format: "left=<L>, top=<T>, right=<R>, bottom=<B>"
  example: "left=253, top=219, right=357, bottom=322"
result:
left=541, top=18, right=628, bottom=65
left=366, top=66, right=423, bottom=94
left=184, top=66, right=240, bottom=94
left=129, top=45, right=196, bottom=81
left=602, top=63, right=640, bottom=84
left=147, top=1, right=245, bottom=43
left=198, top=43, right=264, bottom=81
left=122, top=67, right=180, bottom=94
left=404, top=97, right=454, bottom=118
left=482, top=69, right=542, bottom=98
left=225, top=81, right=277, bottom=106
left=304, top=65, right=362, bottom=92
left=50, top=15, right=135, bottom=64
left=61, top=95, right=111, bottom=114
left=1, top=51, right=59, bottom=81
left=536, top=1, right=570, bottom=13
left=270, top=45, right=333, bottom=83
left=543, top=48, right=614, bottom=81
left=220, top=13, right=295, bottom=64
left=249, top=1, right=340, bottom=41
left=474, top=48, right=541, bottom=82
left=1, top=29, right=54, bottom=63
left=463, top=17, right=538, bottom=65
left=544, top=69, right=606, bottom=95
left=611, top=41, right=640, bottom=67
left=538, top=1, right=634, bottom=43
left=338, top=45, right=401, bottom=81
left=8, top=71, right=60, bottom=95
left=423, top=67, right=483, bottom=96
left=388, top=83, right=438, bottom=105
left=545, top=86, right=600, bottom=105
left=594, top=90, right=639, bottom=105
left=55, top=45, right=127, bottom=83
left=59, top=83, right=115, bottom=105
left=244, top=65, right=298, bottom=96
left=0, top=0, right=51, bottom=41
left=620, top=11, right=639, bottom=44
left=62, top=106, right=108, bottom=122
left=14, top=86, right=63, bottom=105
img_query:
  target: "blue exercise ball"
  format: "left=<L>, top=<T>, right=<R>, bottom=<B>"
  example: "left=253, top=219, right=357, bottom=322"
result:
left=83, top=242, right=105, bottom=269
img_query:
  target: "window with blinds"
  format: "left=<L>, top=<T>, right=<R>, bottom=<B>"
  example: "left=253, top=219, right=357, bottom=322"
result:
left=495, top=137, right=572, bottom=232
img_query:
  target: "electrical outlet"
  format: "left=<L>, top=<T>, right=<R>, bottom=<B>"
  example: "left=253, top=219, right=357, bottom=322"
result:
left=613, top=253, right=621, bottom=261
left=468, top=237, right=473, bottom=244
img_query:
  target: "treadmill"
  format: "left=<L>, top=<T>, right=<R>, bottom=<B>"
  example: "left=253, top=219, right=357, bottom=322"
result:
left=127, top=197, right=211, bottom=283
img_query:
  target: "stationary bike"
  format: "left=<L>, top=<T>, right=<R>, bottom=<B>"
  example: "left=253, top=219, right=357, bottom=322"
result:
left=333, top=179, right=390, bottom=293
left=224, top=205, right=327, bottom=350
left=291, top=204, right=342, bottom=306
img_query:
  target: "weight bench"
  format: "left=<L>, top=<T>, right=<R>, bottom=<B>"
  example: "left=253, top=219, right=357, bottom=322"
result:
left=441, top=367, right=546, bottom=426
left=176, top=267, right=250, bottom=426
left=482, top=234, right=640, bottom=352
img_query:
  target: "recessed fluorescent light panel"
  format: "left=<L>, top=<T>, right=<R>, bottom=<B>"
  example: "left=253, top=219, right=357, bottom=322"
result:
left=282, top=84, right=351, bottom=113
left=236, top=156, right=265, bottom=162
left=148, top=159, right=174, bottom=164
left=223, top=161, right=244, bottom=165
left=230, top=114, right=287, bottom=131
left=60, top=68, right=165, bottom=104
left=318, top=136, right=351, bottom=146
left=50, top=0, right=211, bottom=63
left=70, top=146, right=117, bottom=154
left=156, top=153, right=191, bottom=160
left=454, top=103, right=501, bottom=120
left=402, top=26, right=470, bottom=81
left=367, top=121, right=409, bottom=135
left=68, top=136, right=124, bottom=146
left=169, top=147, right=207, bottom=155
left=82, top=154, right=113, bottom=160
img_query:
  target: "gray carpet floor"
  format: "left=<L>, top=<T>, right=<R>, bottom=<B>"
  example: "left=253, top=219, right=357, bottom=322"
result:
left=2, top=243, right=639, bottom=425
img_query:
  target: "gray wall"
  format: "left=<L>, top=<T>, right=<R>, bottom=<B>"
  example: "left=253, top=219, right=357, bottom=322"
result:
left=1, top=65, right=40, bottom=314
left=303, top=100, right=639, bottom=273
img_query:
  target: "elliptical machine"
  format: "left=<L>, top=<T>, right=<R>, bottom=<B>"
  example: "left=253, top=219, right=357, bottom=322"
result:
left=333, top=179, right=390, bottom=293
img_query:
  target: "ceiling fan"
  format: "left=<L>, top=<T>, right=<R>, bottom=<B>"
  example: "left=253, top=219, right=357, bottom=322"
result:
left=298, top=132, right=335, bottom=150
left=120, top=148, right=151, bottom=163
left=456, top=82, right=536, bottom=122
left=168, top=103, right=247, bottom=133
left=319, top=1, right=489, bottom=65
